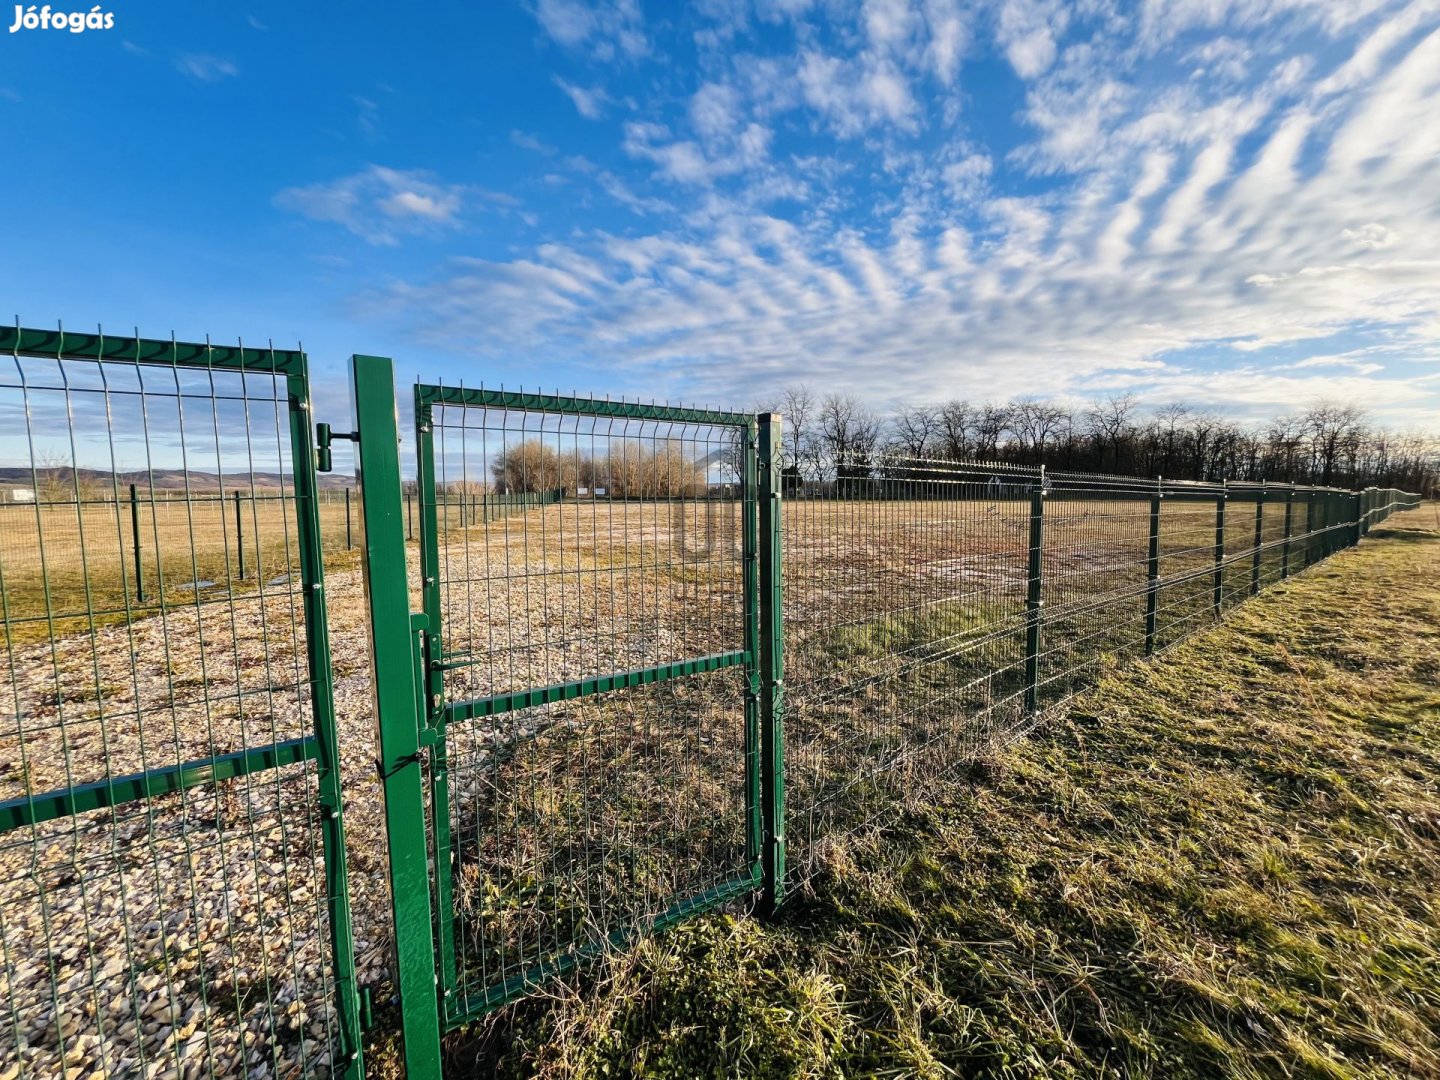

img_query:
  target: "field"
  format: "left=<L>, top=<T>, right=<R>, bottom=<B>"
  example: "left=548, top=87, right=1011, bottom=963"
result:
left=0, top=492, right=1420, bottom=1079
left=438, top=505, right=1440, bottom=1079
left=0, top=495, right=363, bottom=647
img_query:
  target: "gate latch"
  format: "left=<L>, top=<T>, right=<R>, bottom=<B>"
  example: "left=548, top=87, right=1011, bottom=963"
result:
left=315, top=422, right=358, bottom=473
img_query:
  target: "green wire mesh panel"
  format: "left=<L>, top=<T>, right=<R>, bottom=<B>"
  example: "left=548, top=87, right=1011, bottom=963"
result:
left=778, top=451, right=1422, bottom=889
left=1038, top=478, right=1155, bottom=698
left=0, top=329, right=359, bottom=1079
left=781, top=458, right=1038, bottom=865
left=412, top=389, right=759, bottom=1022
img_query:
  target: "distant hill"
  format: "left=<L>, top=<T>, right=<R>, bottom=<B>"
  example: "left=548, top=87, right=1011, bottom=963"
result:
left=0, top=467, right=354, bottom=493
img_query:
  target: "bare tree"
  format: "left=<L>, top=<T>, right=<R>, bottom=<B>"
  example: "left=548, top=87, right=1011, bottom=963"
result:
left=1085, top=393, right=1137, bottom=471
left=1304, top=403, right=1367, bottom=487
left=937, top=400, right=973, bottom=460
left=891, top=404, right=940, bottom=460
left=818, top=393, right=882, bottom=486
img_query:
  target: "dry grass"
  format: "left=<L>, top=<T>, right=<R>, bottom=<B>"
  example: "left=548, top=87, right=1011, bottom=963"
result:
left=1, top=491, right=1424, bottom=1079
left=0, top=497, right=362, bottom=647
left=442, top=505, right=1440, bottom=1079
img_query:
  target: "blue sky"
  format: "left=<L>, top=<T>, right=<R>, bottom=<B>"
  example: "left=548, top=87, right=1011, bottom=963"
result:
left=3, top=0, right=1439, bottom=435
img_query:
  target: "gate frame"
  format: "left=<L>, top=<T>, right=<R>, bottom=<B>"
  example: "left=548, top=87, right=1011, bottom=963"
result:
left=352, top=370, right=786, bottom=1067
left=0, top=326, right=365, bottom=1080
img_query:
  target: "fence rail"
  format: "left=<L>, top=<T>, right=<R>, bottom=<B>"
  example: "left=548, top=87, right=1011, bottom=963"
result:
left=0, top=321, right=1425, bottom=1079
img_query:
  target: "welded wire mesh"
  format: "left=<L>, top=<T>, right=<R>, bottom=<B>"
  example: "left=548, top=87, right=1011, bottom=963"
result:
left=416, top=396, right=755, bottom=1019
left=0, top=338, right=354, bottom=1079
left=779, top=454, right=1420, bottom=877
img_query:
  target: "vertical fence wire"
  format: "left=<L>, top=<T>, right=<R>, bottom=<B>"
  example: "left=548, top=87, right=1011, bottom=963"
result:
left=410, top=392, right=757, bottom=1022
left=0, top=331, right=359, bottom=1079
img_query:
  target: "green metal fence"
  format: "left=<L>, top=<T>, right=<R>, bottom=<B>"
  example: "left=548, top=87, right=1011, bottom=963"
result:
left=0, top=327, right=362, bottom=1079
left=0, top=322, right=1423, bottom=1079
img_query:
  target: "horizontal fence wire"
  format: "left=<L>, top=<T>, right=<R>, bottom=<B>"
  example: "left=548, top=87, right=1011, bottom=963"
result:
left=415, top=396, right=756, bottom=1022
left=778, top=456, right=1421, bottom=883
left=0, top=344, right=355, bottom=1079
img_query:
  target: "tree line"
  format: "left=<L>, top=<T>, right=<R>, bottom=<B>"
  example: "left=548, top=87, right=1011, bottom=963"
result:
left=760, top=388, right=1439, bottom=494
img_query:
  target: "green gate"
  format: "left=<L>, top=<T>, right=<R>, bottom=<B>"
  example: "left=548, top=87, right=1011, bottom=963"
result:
left=0, top=326, right=362, bottom=1079
left=350, top=358, right=784, bottom=1076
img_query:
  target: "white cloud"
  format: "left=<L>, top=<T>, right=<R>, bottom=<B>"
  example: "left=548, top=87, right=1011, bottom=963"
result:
left=534, top=0, right=648, bottom=60
left=996, top=0, right=1068, bottom=78
left=175, top=54, right=238, bottom=81
left=276, top=166, right=465, bottom=245
left=367, top=0, right=1440, bottom=423
left=554, top=77, right=610, bottom=119
left=1342, top=223, right=1394, bottom=250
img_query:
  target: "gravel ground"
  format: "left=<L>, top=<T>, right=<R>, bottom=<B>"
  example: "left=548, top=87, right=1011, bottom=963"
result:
left=0, top=502, right=747, bottom=1080
left=1, top=496, right=1183, bottom=1078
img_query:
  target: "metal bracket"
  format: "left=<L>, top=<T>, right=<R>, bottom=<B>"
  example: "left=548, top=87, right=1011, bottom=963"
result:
left=316, top=421, right=359, bottom=473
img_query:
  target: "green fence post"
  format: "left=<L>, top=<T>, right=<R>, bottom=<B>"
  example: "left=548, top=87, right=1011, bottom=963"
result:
left=757, top=413, right=785, bottom=916
left=1212, top=486, right=1225, bottom=618
left=741, top=419, right=761, bottom=904
left=234, top=490, right=245, bottom=580
left=1304, top=491, right=1317, bottom=567
left=129, top=482, right=144, bottom=604
left=350, top=354, right=444, bottom=1080
left=1024, top=478, right=1045, bottom=708
left=345, top=487, right=353, bottom=550
left=286, top=369, right=364, bottom=1080
left=1143, top=486, right=1161, bottom=656
left=1250, top=487, right=1265, bottom=595
left=1281, top=489, right=1294, bottom=579
left=414, top=389, right=458, bottom=1010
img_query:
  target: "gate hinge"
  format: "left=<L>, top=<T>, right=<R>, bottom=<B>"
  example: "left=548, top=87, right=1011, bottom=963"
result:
left=315, top=422, right=358, bottom=473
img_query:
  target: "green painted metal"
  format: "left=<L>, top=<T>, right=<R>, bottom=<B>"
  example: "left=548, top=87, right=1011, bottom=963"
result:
left=1024, top=484, right=1045, bottom=710
left=442, top=651, right=750, bottom=723
left=409, top=379, right=764, bottom=1029
left=0, top=737, right=316, bottom=832
left=1212, top=492, right=1225, bottom=618
left=0, top=323, right=305, bottom=373
left=129, top=482, right=144, bottom=603
left=351, top=354, right=445, bottom=1080
left=414, top=383, right=753, bottom=425
left=1250, top=489, right=1265, bottom=595
left=287, top=363, right=366, bottom=1080
left=1144, top=490, right=1161, bottom=656
left=448, top=870, right=760, bottom=1020
left=742, top=417, right=762, bottom=881
left=757, top=413, right=786, bottom=915
left=413, top=391, right=459, bottom=1011
left=0, top=326, right=366, bottom=1080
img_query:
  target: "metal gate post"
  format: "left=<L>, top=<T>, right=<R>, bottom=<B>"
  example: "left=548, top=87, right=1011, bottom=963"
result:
left=1212, top=487, right=1225, bottom=618
left=1250, top=488, right=1265, bottom=595
left=741, top=419, right=762, bottom=896
left=1281, top=489, right=1294, bottom=579
left=287, top=367, right=365, bottom=1080
left=350, top=354, right=444, bottom=1080
left=1024, top=482, right=1045, bottom=710
left=413, top=388, right=458, bottom=1006
left=757, top=413, right=786, bottom=915
left=1143, top=487, right=1161, bottom=656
